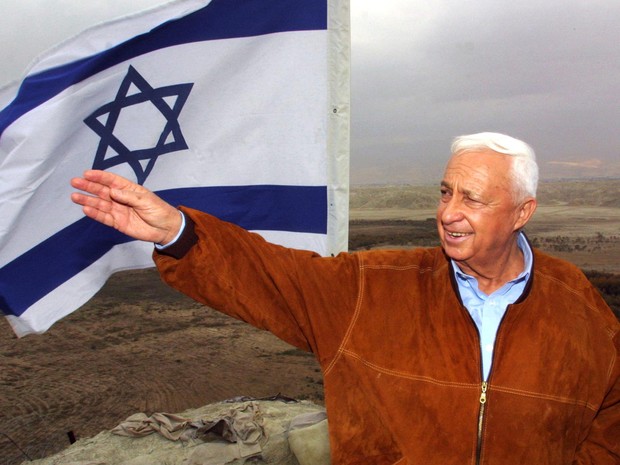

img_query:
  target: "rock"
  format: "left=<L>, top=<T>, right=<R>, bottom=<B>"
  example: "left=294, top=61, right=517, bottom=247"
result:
left=25, top=400, right=330, bottom=465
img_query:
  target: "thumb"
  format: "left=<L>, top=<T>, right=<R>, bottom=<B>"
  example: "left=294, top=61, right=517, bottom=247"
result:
left=108, top=186, right=147, bottom=207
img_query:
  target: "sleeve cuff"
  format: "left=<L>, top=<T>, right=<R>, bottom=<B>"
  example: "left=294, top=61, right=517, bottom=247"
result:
left=154, top=210, right=199, bottom=259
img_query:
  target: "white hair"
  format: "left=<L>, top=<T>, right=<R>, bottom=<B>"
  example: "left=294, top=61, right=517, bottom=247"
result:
left=451, top=132, right=539, bottom=201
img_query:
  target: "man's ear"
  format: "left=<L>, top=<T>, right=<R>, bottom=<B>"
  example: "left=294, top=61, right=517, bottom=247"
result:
left=515, top=197, right=537, bottom=231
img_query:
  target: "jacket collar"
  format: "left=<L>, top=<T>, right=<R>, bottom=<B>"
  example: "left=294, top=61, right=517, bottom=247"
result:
left=444, top=232, right=536, bottom=306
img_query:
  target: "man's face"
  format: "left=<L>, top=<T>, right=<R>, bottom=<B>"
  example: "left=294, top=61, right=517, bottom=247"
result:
left=436, top=150, right=533, bottom=275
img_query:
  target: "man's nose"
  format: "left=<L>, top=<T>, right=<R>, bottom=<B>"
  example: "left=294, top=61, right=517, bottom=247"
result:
left=439, top=196, right=464, bottom=223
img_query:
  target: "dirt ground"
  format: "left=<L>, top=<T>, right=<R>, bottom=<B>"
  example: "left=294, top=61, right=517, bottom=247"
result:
left=0, top=269, right=324, bottom=465
left=1, top=202, right=619, bottom=464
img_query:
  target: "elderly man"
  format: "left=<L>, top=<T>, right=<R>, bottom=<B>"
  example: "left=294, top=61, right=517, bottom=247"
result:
left=71, top=133, right=619, bottom=465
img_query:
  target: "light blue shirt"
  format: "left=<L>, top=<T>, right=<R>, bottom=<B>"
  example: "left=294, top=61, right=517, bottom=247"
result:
left=452, top=233, right=532, bottom=381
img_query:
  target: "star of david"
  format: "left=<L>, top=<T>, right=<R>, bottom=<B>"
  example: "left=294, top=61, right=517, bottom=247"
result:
left=84, top=65, right=194, bottom=185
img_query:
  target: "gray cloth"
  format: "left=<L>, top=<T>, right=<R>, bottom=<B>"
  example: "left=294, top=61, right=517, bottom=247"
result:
left=112, top=402, right=264, bottom=461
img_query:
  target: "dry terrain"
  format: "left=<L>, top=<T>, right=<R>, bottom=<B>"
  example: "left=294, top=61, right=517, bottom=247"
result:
left=1, top=180, right=619, bottom=464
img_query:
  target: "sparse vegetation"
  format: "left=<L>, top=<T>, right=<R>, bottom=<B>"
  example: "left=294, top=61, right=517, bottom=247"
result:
left=583, top=270, right=620, bottom=319
left=529, top=233, right=619, bottom=254
left=349, top=218, right=439, bottom=250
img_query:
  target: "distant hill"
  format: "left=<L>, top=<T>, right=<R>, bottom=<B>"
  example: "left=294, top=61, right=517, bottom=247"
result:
left=350, top=179, right=620, bottom=209
left=536, top=179, right=620, bottom=207
left=350, top=185, right=438, bottom=210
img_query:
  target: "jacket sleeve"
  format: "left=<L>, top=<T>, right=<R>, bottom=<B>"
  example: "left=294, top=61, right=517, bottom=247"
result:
left=152, top=207, right=361, bottom=365
left=573, top=329, right=620, bottom=464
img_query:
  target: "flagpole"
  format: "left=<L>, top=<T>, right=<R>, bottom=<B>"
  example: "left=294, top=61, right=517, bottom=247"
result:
left=327, top=0, right=351, bottom=255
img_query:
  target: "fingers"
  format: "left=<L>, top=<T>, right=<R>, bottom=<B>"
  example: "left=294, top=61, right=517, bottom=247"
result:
left=70, top=191, right=111, bottom=210
left=70, top=179, right=110, bottom=205
left=82, top=205, right=116, bottom=229
left=87, top=170, right=149, bottom=195
left=70, top=170, right=178, bottom=243
left=71, top=170, right=159, bottom=217
left=70, top=171, right=113, bottom=200
left=69, top=192, right=116, bottom=228
left=70, top=172, right=122, bottom=229
left=71, top=170, right=140, bottom=198
left=71, top=170, right=149, bottom=208
left=81, top=169, right=131, bottom=188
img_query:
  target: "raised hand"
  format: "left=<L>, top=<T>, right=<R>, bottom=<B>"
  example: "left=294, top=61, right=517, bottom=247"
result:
left=70, top=170, right=183, bottom=245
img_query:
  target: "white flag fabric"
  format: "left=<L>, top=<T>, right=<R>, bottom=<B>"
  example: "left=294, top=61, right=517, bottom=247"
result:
left=0, top=0, right=350, bottom=337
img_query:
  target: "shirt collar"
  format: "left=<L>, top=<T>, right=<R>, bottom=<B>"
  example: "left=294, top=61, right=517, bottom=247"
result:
left=452, top=231, right=533, bottom=286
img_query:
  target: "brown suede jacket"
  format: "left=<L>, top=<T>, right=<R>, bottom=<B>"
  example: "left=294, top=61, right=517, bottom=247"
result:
left=154, top=208, right=620, bottom=465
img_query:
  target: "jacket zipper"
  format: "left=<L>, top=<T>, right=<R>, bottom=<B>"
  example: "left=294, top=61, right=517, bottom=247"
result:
left=454, top=280, right=522, bottom=464
left=476, top=381, right=488, bottom=465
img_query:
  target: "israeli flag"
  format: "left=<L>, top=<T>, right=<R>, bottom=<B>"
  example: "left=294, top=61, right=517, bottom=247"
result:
left=0, top=0, right=350, bottom=337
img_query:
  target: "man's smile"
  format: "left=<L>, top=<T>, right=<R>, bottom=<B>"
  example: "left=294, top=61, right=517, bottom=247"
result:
left=446, top=230, right=472, bottom=238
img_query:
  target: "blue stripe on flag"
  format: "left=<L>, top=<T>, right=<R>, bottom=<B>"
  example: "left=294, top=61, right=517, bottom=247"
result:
left=0, top=184, right=327, bottom=318
left=0, top=0, right=327, bottom=136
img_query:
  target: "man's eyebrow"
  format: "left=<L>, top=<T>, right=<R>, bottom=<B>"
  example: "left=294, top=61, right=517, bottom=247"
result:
left=464, top=188, right=480, bottom=198
left=440, top=181, right=481, bottom=199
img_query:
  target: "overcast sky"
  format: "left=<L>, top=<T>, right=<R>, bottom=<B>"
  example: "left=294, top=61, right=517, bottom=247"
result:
left=1, top=0, right=619, bottom=184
